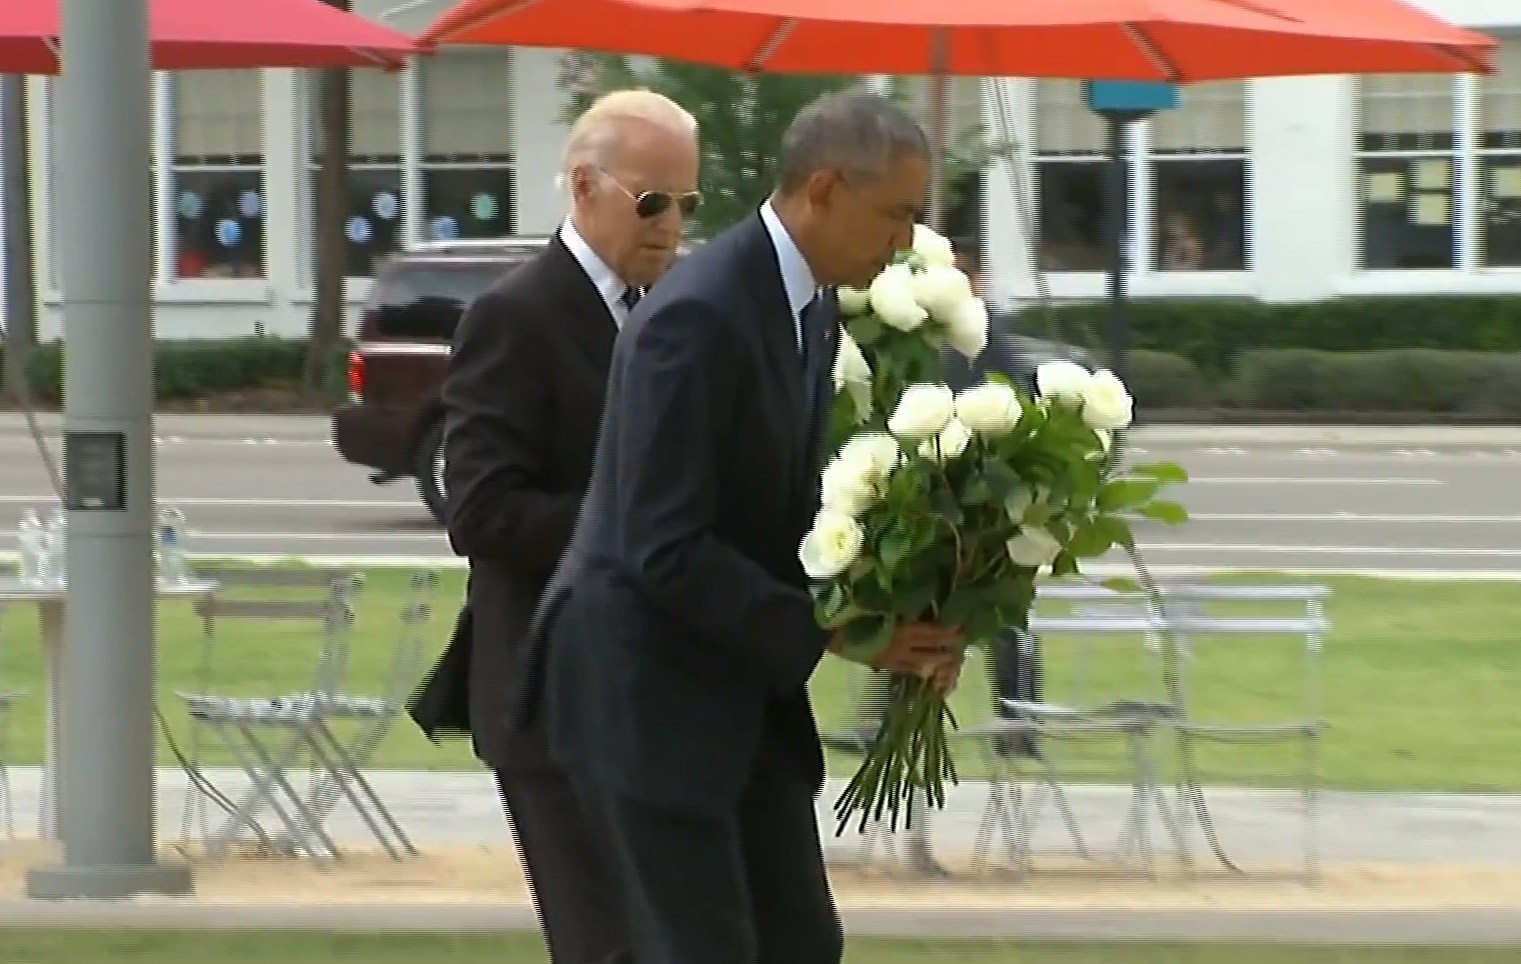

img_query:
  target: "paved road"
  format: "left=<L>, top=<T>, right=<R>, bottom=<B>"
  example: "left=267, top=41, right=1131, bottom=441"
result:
left=3, top=415, right=1520, bottom=576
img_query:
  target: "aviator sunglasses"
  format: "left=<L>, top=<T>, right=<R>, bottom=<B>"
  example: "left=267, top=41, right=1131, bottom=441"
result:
left=596, top=166, right=702, bottom=219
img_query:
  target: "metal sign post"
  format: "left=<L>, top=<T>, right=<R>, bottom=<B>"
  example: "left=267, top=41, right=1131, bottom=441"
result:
left=25, top=0, right=193, bottom=900
left=1084, top=81, right=1180, bottom=390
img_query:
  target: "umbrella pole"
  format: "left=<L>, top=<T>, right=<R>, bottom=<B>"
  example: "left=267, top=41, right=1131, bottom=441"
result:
left=1104, top=117, right=1132, bottom=388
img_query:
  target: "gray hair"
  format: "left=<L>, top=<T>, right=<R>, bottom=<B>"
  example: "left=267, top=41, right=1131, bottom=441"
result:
left=777, top=89, right=929, bottom=195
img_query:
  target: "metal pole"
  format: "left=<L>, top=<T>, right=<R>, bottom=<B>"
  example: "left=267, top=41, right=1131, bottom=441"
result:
left=26, top=0, right=192, bottom=900
left=1, top=75, right=38, bottom=400
left=1104, top=115, right=1132, bottom=387
left=925, top=34, right=949, bottom=233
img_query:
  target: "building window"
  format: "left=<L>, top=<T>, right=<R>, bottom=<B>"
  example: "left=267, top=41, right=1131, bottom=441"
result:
left=307, top=68, right=405, bottom=278
left=1481, top=42, right=1521, bottom=268
left=1355, top=74, right=1457, bottom=270
left=1149, top=82, right=1248, bottom=272
left=169, top=70, right=265, bottom=279
left=1033, top=80, right=1113, bottom=272
left=419, top=50, right=515, bottom=242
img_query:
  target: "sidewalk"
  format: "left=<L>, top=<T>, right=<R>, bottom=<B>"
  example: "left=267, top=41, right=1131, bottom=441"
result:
left=3, top=767, right=1521, bottom=941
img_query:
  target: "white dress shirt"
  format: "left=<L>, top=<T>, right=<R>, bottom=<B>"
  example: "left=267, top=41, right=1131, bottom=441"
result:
left=560, top=217, right=638, bottom=328
left=758, top=199, right=818, bottom=351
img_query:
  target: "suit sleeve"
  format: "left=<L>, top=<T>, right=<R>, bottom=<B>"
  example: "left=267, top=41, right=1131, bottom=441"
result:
left=441, top=288, right=580, bottom=570
left=615, top=298, right=828, bottom=693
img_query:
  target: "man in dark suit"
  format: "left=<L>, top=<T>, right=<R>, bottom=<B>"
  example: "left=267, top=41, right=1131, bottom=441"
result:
left=433, top=90, right=702, bottom=964
left=516, top=90, right=963, bottom=964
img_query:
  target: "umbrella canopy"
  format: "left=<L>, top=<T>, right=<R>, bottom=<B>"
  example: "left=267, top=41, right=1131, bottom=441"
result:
left=0, top=0, right=421, bottom=74
left=421, top=0, right=1495, bottom=80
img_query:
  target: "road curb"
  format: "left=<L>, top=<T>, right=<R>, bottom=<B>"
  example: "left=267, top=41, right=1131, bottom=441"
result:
left=0, top=899, right=1517, bottom=943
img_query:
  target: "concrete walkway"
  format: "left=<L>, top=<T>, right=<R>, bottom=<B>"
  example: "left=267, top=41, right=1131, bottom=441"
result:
left=3, top=767, right=1521, bottom=942
left=5, top=766, right=1521, bottom=866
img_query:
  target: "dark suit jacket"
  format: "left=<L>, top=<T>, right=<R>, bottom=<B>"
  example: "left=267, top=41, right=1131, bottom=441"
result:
left=412, top=234, right=618, bottom=773
left=517, top=211, right=839, bottom=817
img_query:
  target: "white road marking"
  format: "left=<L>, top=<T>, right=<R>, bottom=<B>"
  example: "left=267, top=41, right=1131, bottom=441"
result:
left=0, top=495, right=421, bottom=509
left=1187, top=513, right=1521, bottom=523
left=1190, top=477, right=1444, bottom=485
left=1145, top=544, right=1521, bottom=557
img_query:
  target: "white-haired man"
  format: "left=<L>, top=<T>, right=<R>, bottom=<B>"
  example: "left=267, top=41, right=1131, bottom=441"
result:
left=419, top=88, right=700, bottom=964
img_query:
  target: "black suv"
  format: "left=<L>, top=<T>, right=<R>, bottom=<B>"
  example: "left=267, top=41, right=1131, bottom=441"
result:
left=332, top=238, right=550, bottom=523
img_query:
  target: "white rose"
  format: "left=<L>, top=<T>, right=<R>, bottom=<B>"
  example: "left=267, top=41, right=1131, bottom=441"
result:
left=944, top=296, right=989, bottom=360
left=837, top=431, right=902, bottom=480
left=799, top=509, right=866, bottom=580
left=887, top=383, right=955, bottom=440
left=1094, top=428, right=1113, bottom=452
left=911, top=223, right=957, bottom=267
left=909, top=264, right=973, bottom=321
left=1080, top=369, right=1134, bottom=430
left=917, top=417, right=972, bottom=462
left=819, top=457, right=874, bottom=516
left=954, top=382, right=1022, bottom=435
left=831, top=332, right=873, bottom=422
left=867, top=263, right=928, bottom=332
left=1003, top=485, right=1033, bottom=522
left=1006, top=526, right=1063, bottom=569
left=837, top=286, right=871, bottom=317
left=1035, top=359, right=1092, bottom=404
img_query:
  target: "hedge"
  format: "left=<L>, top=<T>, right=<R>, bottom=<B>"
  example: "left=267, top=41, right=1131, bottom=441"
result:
left=0, top=337, right=348, bottom=403
left=1127, top=347, right=1521, bottom=415
left=1016, top=295, right=1521, bottom=378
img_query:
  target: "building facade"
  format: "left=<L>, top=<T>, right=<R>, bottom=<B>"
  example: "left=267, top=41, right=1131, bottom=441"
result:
left=10, top=0, right=1520, bottom=339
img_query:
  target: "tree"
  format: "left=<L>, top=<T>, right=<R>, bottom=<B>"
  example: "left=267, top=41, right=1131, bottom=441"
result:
left=304, top=0, right=353, bottom=399
left=557, top=56, right=1003, bottom=240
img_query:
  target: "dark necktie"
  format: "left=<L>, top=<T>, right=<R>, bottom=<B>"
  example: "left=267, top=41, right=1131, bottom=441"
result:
left=620, top=286, right=642, bottom=312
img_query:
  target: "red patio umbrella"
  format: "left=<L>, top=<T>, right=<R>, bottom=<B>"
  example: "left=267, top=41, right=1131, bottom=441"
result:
left=420, top=0, right=1495, bottom=79
left=0, top=0, right=420, bottom=74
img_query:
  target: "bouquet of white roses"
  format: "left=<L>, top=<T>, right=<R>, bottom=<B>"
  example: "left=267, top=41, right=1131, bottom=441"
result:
left=801, top=225, right=1190, bottom=836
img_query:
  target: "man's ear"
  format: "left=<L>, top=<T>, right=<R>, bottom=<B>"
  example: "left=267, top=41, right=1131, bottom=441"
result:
left=568, top=165, right=596, bottom=204
left=803, top=168, right=842, bottom=211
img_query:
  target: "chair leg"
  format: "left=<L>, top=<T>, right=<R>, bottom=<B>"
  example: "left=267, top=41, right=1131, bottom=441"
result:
left=303, top=721, right=416, bottom=859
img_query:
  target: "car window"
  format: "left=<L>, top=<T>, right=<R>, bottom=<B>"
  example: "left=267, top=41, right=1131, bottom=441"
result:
left=367, top=260, right=519, bottom=342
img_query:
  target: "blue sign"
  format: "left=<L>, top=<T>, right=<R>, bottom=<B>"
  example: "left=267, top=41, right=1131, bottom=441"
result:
left=1084, top=81, right=1180, bottom=115
left=214, top=218, right=241, bottom=248
left=177, top=191, right=203, bottom=220
left=238, top=190, right=263, bottom=219
left=430, top=216, right=460, bottom=241
left=346, top=216, right=373, bottom=244
left=372, top=191, right=399, bottom=222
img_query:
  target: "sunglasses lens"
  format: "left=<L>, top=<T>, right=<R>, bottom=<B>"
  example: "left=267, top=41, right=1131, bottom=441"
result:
left=635, top=192, right=671, bottom=219
left=676, top=193, right=701, bottom=217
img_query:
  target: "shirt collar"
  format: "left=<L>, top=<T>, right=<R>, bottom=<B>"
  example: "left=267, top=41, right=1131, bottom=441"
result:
left=759, top=199, right=818, bottom=320
left=560, top=217, right=633, bottom=321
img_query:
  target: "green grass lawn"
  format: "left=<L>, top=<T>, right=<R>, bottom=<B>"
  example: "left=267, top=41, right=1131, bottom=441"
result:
left=2, top=934, right=1516, bottom=964
left=0, top=565, right=1516, bottom=792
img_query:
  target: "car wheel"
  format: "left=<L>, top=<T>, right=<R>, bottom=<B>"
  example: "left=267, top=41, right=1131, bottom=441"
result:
left=414, top=418, right=448, bottom=526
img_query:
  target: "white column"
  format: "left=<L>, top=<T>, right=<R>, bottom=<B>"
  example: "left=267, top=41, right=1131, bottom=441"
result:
left=509, top=48, right=573, bottom=235
left=400, top=58, right=424, bottom=248
left=980, top=78, right=1038, bottom=308
left=1454, top=75, right=1481, bottom=273
left=1245, top=76, right=1354, bottom=302
left=263, top=69, right=303, bottom=332
left=151, top=75, right=173, bottom=287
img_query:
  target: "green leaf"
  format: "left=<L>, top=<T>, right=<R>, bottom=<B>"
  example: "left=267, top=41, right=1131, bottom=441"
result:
left=1101, top=576, right=1143, bottom=594
left=848, top=314, right=885, bottom=346
left=878, top=527, right=912, bottom=572
left=1066, top=519, right=1115, bottom=559
left=1136, top=499, right=1189, bottom=525
left=1050, top=551, right=1080, bottom=578
left=1129, top=461, right=1190, bottom=484
left=835, top=615, right=894, bottom=665
left=1097, top=514, right=1136, bottom=551
left=1097, top=478, right=1163, bottom=512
